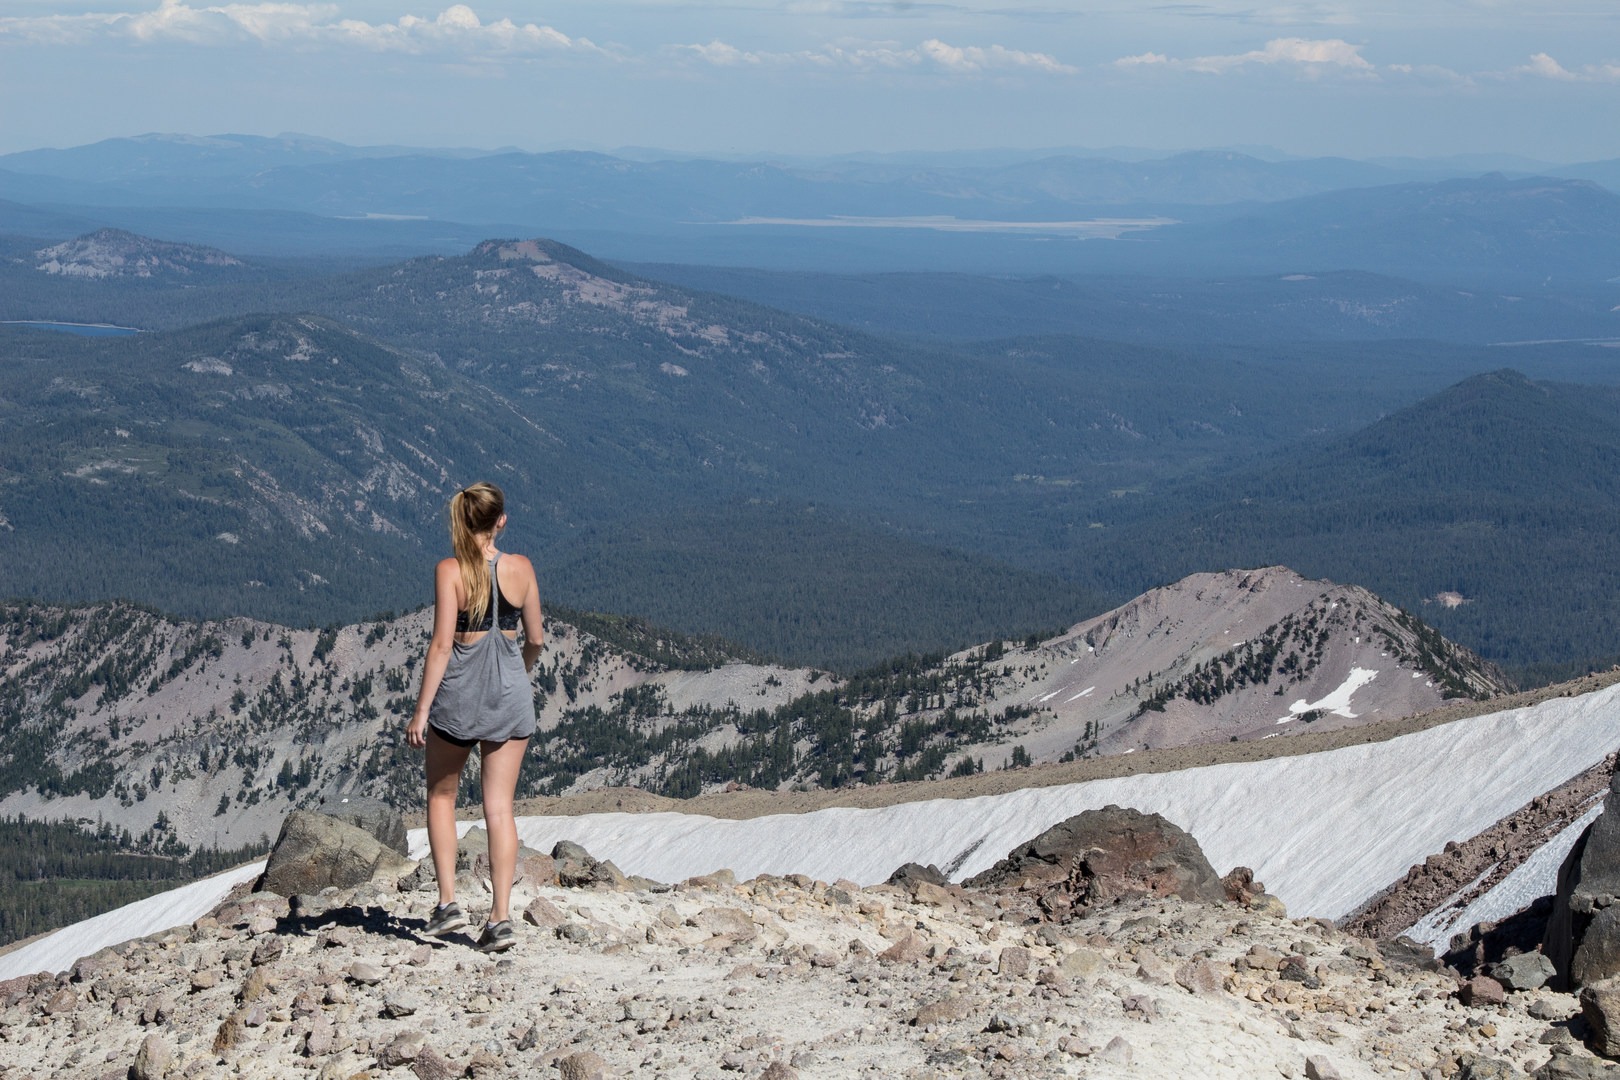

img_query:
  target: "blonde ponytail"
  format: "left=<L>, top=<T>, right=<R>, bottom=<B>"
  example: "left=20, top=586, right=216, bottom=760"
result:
left=448, top=482, right=504, bottom=627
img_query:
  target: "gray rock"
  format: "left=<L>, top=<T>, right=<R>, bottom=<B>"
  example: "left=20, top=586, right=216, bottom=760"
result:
left=1305, top=1056, right=1343, bottom=1080
left=553, top=840, right=600, bottom=887
left=1098, top=1036, right=1132, bottom=1065
left=997, top=946, right=1031, bottom=978
left=887, top=863, right=948, bottom=889
left=250, top=937, right=283, bottom=965
left=256, top=811, right=413, bottom=898
left=1532, top=997, right=1574, bottom=1020
left=348, top=960, right=384, bottom=986
left=379, top=1031, right=425, bottom=1067
left=1533, top=1054, right=1620, bottom=1078
left=410, top=1045, right=458, bottom=1080
left=1493, top=951, right=1557, bottom=991
left=557, top=1049, right=610, bottom=1080
left=1583, top=977, right=1620, bottom=1058
left=1546, top=775, right=1620, bottom=990
left=324, top=794, right=408, bottom=856
left=1457, top=1053, right=1519, bottom=1080
left=383, top=993, right=420, bottom=1018
left=1176, top=958, right=1226, bottom=996
left=131, top=1034, right=172, bottom=1080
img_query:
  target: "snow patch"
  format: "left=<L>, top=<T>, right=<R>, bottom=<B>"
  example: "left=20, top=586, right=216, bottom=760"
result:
left=1287, top=667, right=1378, bottom=720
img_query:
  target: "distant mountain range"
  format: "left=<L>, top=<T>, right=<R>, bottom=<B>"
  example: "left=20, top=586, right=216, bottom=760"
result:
left=4, top=135, right=1620, bottom=282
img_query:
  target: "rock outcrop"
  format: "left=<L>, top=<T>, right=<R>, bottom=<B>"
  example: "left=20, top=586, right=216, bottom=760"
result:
left=964, top=805, right=1225, bottom=921
left=1546, top=771, right=1620, bottom=990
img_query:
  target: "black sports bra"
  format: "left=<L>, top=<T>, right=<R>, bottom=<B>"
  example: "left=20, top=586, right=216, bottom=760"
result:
left=455, top=555, right=522, bottom=632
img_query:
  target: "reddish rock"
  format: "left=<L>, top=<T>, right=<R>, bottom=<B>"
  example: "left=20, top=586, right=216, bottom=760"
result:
left=965, top=806, right=1224, bottom=918
left=1458, top=975, right=1506, bottom=1007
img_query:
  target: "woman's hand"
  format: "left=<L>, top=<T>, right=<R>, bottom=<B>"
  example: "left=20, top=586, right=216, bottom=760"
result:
left=406, top=713, right=428, bottom=749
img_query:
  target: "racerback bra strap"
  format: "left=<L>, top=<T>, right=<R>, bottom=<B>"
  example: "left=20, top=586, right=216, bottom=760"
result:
left=489, top=552, right=500, bottom=625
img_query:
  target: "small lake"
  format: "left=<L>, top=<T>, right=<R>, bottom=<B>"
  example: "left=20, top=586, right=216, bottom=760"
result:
left=1, top=320, right=141, bottom=337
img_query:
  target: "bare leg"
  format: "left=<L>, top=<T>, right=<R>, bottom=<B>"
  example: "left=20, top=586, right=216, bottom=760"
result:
left=479, top=736, right=530, bottom=924
left=425, top=729, right=473, bottom=909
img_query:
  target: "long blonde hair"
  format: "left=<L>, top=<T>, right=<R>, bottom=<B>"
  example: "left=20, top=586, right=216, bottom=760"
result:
left=448, top=482, right=504, bottom=627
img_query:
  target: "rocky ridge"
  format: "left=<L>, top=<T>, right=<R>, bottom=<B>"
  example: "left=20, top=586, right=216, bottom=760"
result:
left=0, top=811, right=1613, bottom=1080
left=0, top=601, right=811, bottom=854
left=34, top=229, right=247, bottom=279
left=906, top=567, right=1510, bottom=765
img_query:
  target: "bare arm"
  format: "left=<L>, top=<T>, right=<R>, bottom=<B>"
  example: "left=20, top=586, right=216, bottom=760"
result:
left=515, top=555, right=545, bottom=672
left=406, top=559, right=462, bottom=748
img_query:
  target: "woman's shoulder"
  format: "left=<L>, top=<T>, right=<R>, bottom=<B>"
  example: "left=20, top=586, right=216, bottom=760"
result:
left=434, top=556, right=460, bottom=577
left=499, top=551, right=536, bottom=574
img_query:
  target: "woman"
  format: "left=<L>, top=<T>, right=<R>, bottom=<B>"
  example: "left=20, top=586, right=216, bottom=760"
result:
left=406, top=482, right=543, bottom=952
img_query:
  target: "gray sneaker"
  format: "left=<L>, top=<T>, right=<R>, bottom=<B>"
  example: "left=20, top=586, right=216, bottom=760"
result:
left=424, top=902, right=467, bottom=937
left=477, top=920, right=515, bottom=953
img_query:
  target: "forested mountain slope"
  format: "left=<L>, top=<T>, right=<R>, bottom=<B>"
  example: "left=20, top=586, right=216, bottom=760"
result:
left=1072, top=370, right=1620, bottom=682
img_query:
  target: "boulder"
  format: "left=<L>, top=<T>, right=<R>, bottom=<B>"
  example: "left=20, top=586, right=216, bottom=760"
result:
left=1584, top=977, right=1620, bottom=1059
left=963, top=805, right=1225, bottom=918
left=1222, top=866, right=1266, bottom=905
left=322, top=795, right=408, bottom=856
left=1545, top=771, right=1620, bottom=990
left=1491, top=951, right=1557, bottom=992
left=553, top=840, right=598, bottom=887
left=256, top=811, right=413, bottom=898
left=888, top=863, right=948, bottom=890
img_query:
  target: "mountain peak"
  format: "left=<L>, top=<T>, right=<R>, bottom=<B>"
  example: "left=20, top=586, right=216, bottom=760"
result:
left=34, top=228, right=246, bottom=279
left=469, top=237, right=636, bottom=284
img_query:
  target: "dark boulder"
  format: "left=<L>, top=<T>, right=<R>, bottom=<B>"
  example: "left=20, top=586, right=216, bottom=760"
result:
left=256, top=811, right=413, bottom=898
left=964, top=805, right=1224, bottom=921
left=1545, top=769, right=1620, bottom=991
left=887, top=863, right=949, bottom=889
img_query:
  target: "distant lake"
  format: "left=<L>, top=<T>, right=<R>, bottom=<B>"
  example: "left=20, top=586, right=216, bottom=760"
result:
left=1, top=320, right=141, bottom=337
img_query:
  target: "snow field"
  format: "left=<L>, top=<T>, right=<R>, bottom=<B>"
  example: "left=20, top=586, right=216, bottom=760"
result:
left=494, top=682, right=1620, bottom=923
left=4, top=682, right=1615, bottom=980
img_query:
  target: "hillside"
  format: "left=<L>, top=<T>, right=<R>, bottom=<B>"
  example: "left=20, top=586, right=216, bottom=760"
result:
left=0, top=313, right=561, bottom=623
left=1074, top=370, right=1620, bottom=683
left=0, top=599, right=810, bottom=856
left=932, top=566, right=1509, bottom=760
left=33, top=228, right=251, bottom=280
left=0, top=569, right=1499, bottom=863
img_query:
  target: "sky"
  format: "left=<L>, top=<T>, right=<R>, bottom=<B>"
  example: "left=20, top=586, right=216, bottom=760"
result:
left=0, top=1, right=1616, bottom=161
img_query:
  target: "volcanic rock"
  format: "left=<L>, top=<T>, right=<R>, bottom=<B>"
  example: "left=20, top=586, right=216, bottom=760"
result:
left=1546, top=772, right=1620, bottom=989
left=963, top=805, right=1224, bottom=921
left=256, top=811, right=412, bottom=897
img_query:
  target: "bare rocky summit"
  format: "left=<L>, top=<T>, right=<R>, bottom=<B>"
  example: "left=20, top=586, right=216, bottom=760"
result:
left=0, top=808, right=1612, bottom=1080
left=877, top=567, right=1510, bottom=769
left=34, top=229, right=247, bottom=279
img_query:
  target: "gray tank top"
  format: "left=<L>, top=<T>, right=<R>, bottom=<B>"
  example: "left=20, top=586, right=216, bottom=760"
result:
left=428, top=553, right=536, bottom=744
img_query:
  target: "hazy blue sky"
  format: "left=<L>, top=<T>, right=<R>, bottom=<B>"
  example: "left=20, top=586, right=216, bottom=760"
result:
left=1, top=1, right=1616, bottom=160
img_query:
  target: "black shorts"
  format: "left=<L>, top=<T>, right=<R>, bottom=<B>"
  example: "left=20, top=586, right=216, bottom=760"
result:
left=428, top=723, right=479, bottom=749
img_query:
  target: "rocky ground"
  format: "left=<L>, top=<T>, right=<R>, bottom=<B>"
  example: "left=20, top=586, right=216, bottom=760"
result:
left=2, top=841, right=1615, bottom=1080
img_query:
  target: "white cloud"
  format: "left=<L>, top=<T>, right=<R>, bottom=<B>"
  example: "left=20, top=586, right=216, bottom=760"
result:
left=672, top=36, right=1075, bottom=75
left=1517, top=51, right=1577, bottom=81
left=0, top=2, right=601, bottom=55
left=1509, top=51, right=1620, bottom=83
left=1115, top=35, right=1374, bottom=77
